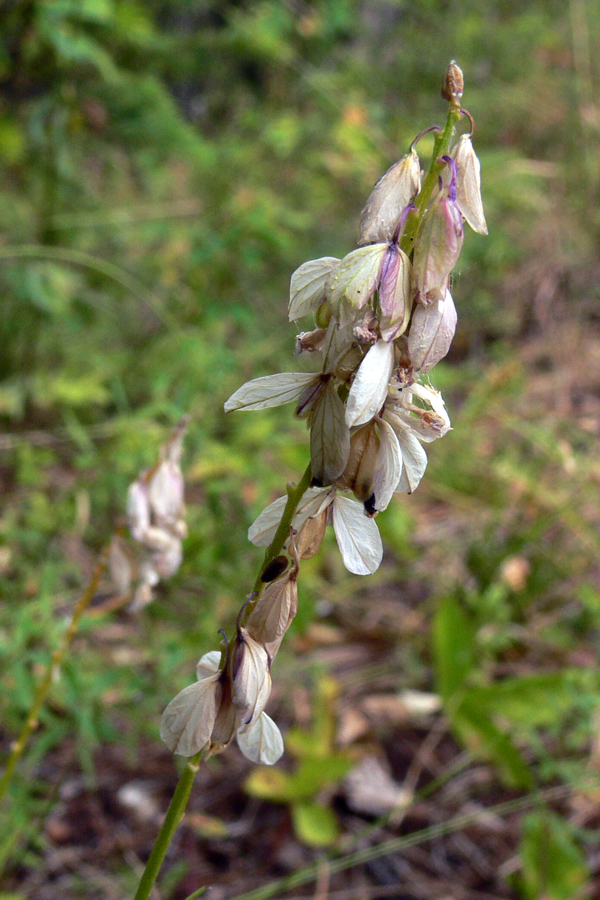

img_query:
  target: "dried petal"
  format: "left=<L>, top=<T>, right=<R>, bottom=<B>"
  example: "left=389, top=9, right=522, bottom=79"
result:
left=385, top=416, right=428, bottom=493
left=109, top=534, right=134, bottom=596
left=289, top=257, right=340, bottom=320
left=408, top=288, right=457, bottom=373
left=452, top=135, right=487, bottom=235
left=295, top=328, right=327, bottom=355
left=371, top=418, right=403, bottom=512
left=358, top=151, right=421, bottom=246
left=225, top=373, right=318, bottom=412
left=237, top=712, right=284, bottom=765
left=332, top=494, right=383, bottom=575
left=295, top=507, right=328, bottom=559
left=378, top=245, right=412, bottom=342
left=231, top=629, right=272, bottom=726
left=160, top=671, right=222, bottom=757
left=246, top=565, right=299, bottom=650
left=413, top=184, right=463, bottom=305
left=335, top=422, right=380, bottom=503
left=127, top=481, right=151, bottom=543
left=195, top=650, right=222, bottom=680
left=309, top=379, right=351, bottom=485
left=345, top=339, right=394, bottom=428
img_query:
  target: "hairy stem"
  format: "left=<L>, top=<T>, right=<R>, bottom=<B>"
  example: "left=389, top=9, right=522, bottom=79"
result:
left=0, top=545, right=110, bottom=806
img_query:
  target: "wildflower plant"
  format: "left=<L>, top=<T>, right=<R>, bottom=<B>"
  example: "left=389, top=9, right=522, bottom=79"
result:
left=135, top=62, right=486, bottom=899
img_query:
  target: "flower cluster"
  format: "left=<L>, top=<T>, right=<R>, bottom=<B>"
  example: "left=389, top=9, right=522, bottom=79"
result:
left=160, top=64, right=486, bottom=766
left=225, top=129, right=485, bottom=575
left=109, top=417, right=189, bottom=610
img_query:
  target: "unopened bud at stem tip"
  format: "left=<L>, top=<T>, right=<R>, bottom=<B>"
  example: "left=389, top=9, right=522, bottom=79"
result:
left=441, top=60, right=464, bottom=107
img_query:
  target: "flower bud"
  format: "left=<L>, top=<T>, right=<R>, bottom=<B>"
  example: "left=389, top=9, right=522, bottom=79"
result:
left=441, top=60, right=464, bottom=106
left=358, top=150, right=421, bottom=246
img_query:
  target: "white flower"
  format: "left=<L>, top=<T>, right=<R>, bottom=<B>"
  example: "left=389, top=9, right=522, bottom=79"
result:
left=325, top=243, right=388, bottom=325
left=370, top=417, right=403, bottom=513
left=452, top=134, right=487, bottom=235
left=408, top=288, right=457, bottom=373
left=231, top=628, right=272, bottom=728
left=345, top=339, right=395, bottom=428
left=237, top=712, right=284, bottom=765
left=160, top=664, right=222, bottom=757
left=358, top=150, right=421, bottom=246
left=248, top=487, right=383, bottom=576
left=331, top=494, right=383, bottom=574
left=388, top=382, right=451, bottom=442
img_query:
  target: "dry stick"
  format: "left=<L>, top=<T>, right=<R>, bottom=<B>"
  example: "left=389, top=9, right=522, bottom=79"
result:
left=0, top=544, right=111, bottom=806
left=133, top=462, right=314, bottom=900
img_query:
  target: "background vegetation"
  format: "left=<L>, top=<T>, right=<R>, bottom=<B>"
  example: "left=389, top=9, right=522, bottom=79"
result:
left=1, top=1, right=599, bottom=898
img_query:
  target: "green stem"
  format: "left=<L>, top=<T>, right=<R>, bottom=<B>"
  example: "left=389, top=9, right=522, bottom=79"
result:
left=0, top=545, right=110, bottom=806
left=133, top=460, right=314, bottom=900
left=400, top=104, right=463, bottom=257
left=133, top=752, right=204, bottom=900
left=253, top=461, right=313, bottom=593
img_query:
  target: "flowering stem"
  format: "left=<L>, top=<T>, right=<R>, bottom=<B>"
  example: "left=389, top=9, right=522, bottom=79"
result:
left=0, top=544, right=110, bottom=807
left=253, top=461, right=313, bottom=593
left=133, top=751, right=204, bottom=900
left=134, top=460, right=313, bottom=899
left=400, top=103, right=462, bottom=256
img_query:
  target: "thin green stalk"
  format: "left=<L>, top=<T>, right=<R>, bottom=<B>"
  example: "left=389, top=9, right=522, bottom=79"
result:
left=133, top=751, right=204, bottom=900
left=0, top=545, right=110, bottom=806
left=133, top=461, right=314, bottom=900
left=400, top=103, right=463, bottom=257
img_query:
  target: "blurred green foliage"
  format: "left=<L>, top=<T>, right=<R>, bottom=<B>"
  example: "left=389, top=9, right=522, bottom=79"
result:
left=0, top=0, right=599, bottom=893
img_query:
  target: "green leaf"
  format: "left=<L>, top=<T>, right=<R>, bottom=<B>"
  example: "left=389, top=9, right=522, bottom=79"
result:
left=519, top=811, right=589, bottom=900
left=291, top=801, right=340, bottom=847
left=433, top=596, right=476, bottom=701
left=466, top=672, right=580, bottom=729
left=455, top=697, right=533, bottom=789
left=244, top=766, right=294, bottom=803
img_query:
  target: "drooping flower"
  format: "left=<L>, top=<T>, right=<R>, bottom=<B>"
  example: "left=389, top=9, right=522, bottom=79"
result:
left=413, top=158, right=463, bottom=305
left=408, top=287, right=457, bottom=373
left=248, top=487, right=383, bottom=576
left=452, top=134, right=487, bottom=235
left=358, top=149, right=421, bottom=246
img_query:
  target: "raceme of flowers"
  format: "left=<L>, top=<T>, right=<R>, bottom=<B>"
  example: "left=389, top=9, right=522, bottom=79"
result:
left=109, top=417, right=189, bottom=611
left=160, top=80, right=486, bottom=767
